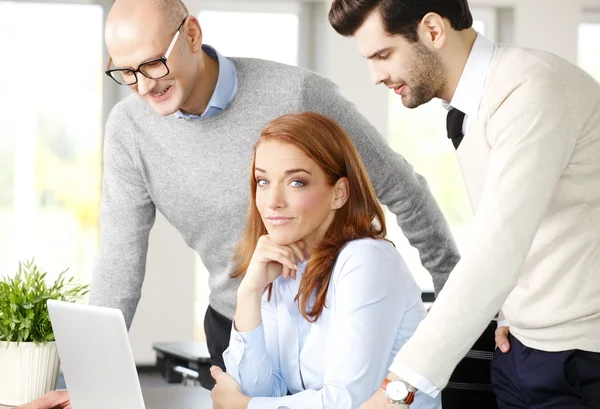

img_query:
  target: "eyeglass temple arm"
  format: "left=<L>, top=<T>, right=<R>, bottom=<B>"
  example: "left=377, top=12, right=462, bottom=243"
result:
left=105, top=57, right=113, bottom=72
left=164, top=31, right=180, bottom=60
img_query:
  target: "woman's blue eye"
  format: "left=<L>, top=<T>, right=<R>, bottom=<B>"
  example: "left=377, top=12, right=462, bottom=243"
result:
left=290, top=180, right=305, bottom=187
left=257, top=179, right=269, bottom=186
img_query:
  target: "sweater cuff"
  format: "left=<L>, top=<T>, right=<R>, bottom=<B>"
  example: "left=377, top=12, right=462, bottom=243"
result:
left=388, top=361, right=441, bottom=398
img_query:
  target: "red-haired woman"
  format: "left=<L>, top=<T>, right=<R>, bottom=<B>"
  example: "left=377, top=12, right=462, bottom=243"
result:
left=210, top=112, right=440, bottom=409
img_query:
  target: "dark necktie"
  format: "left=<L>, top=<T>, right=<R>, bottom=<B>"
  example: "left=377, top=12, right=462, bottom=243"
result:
left=446, top=108, right=466, bottom=149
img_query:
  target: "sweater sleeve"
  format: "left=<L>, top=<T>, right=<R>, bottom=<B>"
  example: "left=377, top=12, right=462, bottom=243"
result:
left=389, top=76, right=578, bottom=389
left=88, top=105, right=156, bottom=329
left=298, top=73, right=460, bottom=295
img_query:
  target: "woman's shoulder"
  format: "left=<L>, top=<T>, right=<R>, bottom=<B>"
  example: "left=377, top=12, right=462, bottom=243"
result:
left=334, top=238, right=409, bottom=279
left=331, top=238, right=421, bottom=298
left=337, top=237, right=400, bottom=263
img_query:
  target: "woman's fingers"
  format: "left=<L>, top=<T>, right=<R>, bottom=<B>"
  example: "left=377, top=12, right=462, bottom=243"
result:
left=257, top=236, right=308, bottom=281
left=266, top=249, right=298, bottom=272
left=287, top=242, right=305, bottom=263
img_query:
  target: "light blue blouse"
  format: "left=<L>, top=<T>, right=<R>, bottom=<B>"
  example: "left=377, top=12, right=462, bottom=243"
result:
left=223, top=238, right=442, bottom=409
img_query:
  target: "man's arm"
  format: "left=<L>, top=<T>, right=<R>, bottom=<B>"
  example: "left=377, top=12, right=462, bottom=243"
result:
left=88, top=105, right=156, bottom=328
left=388, top=76, right=578, bottom=390
left=299, top=74, right=460, bottom=295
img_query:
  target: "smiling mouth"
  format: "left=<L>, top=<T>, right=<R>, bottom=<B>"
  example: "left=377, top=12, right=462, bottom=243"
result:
left=151, top=85, right=171, bottom=97
left=392, top=84, right=406, bottom=95
left=266, top=217, right=293, bottom=226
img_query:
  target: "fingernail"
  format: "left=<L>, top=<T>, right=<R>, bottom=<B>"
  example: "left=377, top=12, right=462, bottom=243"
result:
left=500, top=343, right=508, bottom=352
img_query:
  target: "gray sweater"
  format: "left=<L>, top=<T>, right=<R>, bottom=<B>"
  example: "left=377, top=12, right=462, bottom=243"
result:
left=89, top=58, right=459, bottom=327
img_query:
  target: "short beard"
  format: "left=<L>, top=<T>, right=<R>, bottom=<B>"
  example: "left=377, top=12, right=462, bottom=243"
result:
left=402, top=42, right=447, bottom=109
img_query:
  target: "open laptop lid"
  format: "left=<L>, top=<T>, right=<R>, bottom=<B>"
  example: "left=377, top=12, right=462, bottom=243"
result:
left=47, top=300, right=145, bottom=409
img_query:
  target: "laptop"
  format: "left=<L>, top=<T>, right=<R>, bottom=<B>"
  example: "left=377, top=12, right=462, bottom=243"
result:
left=47, top=300, right=211, bottom=409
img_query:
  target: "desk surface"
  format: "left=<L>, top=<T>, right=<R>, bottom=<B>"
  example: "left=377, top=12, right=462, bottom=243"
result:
left=0, top=386, right=212, bottom=409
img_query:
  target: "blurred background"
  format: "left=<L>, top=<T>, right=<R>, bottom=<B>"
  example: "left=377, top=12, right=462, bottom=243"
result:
left=1, top=0, right=599, bottom=365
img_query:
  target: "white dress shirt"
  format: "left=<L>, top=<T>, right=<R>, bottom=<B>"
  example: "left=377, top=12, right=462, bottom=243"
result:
left=223, top=238, right=441, bottom=409
left=390, top=33, right=496, bottom=397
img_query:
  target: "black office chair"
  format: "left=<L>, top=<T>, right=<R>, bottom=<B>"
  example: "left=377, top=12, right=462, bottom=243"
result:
left=421, top=293, right=499, bottom=408
left=441, top=319, right=499, bottom=409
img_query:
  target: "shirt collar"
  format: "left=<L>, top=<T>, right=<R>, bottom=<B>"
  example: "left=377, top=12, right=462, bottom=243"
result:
left=174, top=44, right=238, bottom=119
left=442, top=33, right=496, bottom=118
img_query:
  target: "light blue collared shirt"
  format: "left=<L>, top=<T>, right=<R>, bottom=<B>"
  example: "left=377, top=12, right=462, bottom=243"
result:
left=173, top=44, right=237, bottom=119
left=223, top=239, right=441, bottom=409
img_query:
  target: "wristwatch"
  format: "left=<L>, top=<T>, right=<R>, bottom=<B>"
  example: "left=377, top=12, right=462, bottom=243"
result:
left=381, top=377, right=416, bottom=405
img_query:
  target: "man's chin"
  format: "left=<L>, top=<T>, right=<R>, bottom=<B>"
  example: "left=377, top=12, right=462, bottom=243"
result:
left=147, top=100, right=179, bottom=116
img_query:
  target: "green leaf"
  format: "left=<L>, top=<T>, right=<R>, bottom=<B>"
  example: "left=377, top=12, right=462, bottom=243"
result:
left=0, top=260, right=90, bottom=344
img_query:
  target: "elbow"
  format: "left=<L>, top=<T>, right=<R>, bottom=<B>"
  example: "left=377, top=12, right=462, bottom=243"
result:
left=239, top=373, right=286, bottom=398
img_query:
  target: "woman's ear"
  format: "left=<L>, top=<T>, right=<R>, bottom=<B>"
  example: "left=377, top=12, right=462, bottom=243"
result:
left=331, top=177, right=349, bottom=210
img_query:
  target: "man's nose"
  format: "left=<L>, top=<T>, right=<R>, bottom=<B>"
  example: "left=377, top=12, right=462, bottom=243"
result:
left=136, top=74, right=156, bottom=96
left=370, top=63, right=389, bottom=85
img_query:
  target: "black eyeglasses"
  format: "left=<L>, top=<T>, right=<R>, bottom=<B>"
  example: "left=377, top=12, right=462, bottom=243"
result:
left=105, top=17, right=187, bottom=86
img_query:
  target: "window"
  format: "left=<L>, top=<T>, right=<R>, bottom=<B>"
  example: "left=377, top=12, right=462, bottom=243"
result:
left=385, top=9, right=496, bottom=292
left=578, top=13, right=600, bottom=82
left=198, top=11, right=299, bottom=66
left=0, top=1, right=104, bottom=285
left=197, top=1, right=300, bottom=66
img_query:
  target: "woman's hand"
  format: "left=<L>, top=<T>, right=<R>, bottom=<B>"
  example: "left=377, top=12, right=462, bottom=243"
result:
left=240, top=235, right=306, bottom=293
left=210, top=366, right=251, bottom=409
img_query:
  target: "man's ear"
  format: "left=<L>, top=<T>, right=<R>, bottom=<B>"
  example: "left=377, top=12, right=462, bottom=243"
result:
left=332, top=177, right=349, bottom=210
left=185, top=16, right=203, bottom=53
left=419, top=12, right=447, bottom=50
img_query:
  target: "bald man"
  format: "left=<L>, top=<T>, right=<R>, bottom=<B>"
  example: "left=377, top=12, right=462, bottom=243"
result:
left=17, top=0, right=460, bottom=405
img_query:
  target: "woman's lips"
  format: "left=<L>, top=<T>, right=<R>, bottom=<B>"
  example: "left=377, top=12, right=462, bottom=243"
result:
left=265, top=217, right=293, bottom=226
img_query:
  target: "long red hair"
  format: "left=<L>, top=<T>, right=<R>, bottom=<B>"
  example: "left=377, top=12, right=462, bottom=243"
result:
left=231, top=112, right=387, bottom=322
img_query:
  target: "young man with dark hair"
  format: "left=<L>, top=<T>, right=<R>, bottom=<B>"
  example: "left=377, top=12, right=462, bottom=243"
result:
left=329, top=0, right=600, bottom=408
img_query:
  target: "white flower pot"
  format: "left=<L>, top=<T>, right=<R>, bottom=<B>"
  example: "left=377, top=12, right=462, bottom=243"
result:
left=0, top=341, right=60, bottom=407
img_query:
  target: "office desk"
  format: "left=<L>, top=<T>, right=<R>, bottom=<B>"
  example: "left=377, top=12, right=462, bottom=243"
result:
left=144, top=386, right=212, bottom=409
left=0, top=386, right=212, bottom=409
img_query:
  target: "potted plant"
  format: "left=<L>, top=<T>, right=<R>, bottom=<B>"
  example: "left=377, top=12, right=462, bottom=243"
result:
left=0, top=260, right=89, bottom=407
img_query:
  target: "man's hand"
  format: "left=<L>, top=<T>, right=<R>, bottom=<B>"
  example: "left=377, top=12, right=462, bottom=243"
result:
left=210, top=366, right=251, bottom=409
left=495, top=325, right=511, bottom=353
left=13, top=390, right=71, bottom=409
left=359, top=387, right=409, bottom=409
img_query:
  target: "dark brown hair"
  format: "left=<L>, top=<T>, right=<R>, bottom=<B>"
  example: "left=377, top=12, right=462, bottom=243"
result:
left=231, top=112, right=387, bottom=322
left=329, top=0, right=473, bottom=42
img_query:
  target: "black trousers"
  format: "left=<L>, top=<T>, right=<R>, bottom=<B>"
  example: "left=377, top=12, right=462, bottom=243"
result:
left=204, top=305, right=233, bottom=371
left=491, top=334, right=600, bottom=409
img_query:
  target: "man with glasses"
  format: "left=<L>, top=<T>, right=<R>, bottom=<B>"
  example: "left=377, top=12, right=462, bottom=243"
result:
left=17, top=0, right=460, bottom=406
left=105, top=18, right=185, bottom=87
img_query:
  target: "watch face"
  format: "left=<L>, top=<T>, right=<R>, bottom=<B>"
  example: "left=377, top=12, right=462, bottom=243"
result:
left=386, top=380, right=409, bottom=402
